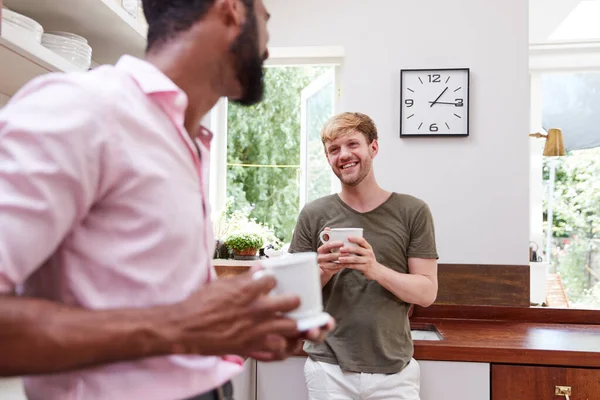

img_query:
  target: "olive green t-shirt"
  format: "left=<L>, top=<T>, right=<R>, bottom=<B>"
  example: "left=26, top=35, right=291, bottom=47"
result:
left=289, top=193, right=438, bottom=374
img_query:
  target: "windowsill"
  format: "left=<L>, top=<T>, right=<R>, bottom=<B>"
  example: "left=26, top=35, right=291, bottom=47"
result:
left=212, top=259, right=259, bottom=267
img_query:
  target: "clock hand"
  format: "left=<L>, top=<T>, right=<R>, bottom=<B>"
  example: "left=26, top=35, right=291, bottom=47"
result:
left=429, top=87, right=449, bottom=107
left=428, top=101, right=459, bottom=105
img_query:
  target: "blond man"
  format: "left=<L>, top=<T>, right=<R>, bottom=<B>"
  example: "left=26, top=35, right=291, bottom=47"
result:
left=289, top=112, right=439, bottom=400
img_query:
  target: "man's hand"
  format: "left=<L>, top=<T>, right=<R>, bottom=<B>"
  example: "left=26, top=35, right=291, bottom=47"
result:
left=337, top=236, right=383, bottom=281
left=171, top=272, right=304, bottom=362
left=317, top=228, right=345, bottom=286
left=304, top=317, right=335, bottom=343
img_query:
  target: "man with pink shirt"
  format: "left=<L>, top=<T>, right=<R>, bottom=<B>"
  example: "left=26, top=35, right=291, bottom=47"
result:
left=0, top=0, right=333, bottom=399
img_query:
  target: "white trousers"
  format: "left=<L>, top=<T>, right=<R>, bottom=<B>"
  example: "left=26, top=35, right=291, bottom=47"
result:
left=304, top=358, right=421, bottom=400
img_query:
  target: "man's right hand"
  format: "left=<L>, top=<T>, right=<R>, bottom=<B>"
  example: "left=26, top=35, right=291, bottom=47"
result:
left=317, top=227, right=345, bottom=286
left=169, top=272, right=304, bottom=361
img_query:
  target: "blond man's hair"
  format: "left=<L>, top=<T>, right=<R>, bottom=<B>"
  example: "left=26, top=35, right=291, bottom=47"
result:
left=321, top=112, right=378, bottom=146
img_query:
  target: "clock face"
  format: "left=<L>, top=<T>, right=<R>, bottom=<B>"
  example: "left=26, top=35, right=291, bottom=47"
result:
left=400, top=68, right=469, bottom=137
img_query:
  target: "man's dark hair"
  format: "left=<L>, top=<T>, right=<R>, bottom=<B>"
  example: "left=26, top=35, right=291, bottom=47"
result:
left=142, top=0, right=254, bottom=52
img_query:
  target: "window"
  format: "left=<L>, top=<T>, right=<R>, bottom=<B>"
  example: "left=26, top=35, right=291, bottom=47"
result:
left=208, top=62, right=341, bottom=245
left=530, top=67, right=600, bottom=309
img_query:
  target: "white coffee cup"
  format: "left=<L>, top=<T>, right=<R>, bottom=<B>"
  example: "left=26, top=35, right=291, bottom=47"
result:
left=254, top=252, right=331, bottom=331
left=319, top=228, right=363, bottom=252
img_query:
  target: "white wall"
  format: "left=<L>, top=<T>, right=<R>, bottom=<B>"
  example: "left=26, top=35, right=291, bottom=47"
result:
left=265, top=0, right=530, bottom=265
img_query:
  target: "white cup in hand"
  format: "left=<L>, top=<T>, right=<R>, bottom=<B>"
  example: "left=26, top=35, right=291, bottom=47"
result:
left=254, top=252, right=331, bottom=331
left=319, top=228, right=363, bottom=253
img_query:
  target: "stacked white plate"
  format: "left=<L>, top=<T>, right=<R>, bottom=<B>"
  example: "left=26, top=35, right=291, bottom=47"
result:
left=1, top=8, right=44, bottom=43
left=42, top=32, right=92, bottom=70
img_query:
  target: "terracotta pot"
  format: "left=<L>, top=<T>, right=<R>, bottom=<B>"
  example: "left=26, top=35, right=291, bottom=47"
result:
left=234, top=248, right=258, bottom=257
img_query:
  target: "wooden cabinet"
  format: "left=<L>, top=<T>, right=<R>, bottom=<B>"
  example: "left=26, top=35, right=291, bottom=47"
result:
left=231, top=359, right=256, bottom=400
left=492, top=364, right=600, bottom=399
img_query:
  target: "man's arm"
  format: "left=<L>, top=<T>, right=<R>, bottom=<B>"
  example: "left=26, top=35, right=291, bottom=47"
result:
left=337, top=239, right=438, bottom=307
left=0, top=274, right=304, bottom=376
left=368, top=257, right=438, bottom=307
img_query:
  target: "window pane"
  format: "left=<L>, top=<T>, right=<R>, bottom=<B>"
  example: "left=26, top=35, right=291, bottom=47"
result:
left=540, top=72, right=600, bottom=309
left=226, top=66, right=334, bottom=244
left=542, top=72, right=600, bottom=151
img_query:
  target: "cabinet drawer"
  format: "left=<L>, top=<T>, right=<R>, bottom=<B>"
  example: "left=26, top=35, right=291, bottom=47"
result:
left=492, top=364, right=600, bottom=399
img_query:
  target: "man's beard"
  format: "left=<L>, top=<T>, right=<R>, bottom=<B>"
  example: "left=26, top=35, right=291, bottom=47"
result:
left=229, top=11, right=266, bottom=106
left=335, top=160, right=371, bottom=187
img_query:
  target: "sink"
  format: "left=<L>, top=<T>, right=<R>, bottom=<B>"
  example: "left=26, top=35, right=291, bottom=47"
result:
left=410, top=323, right=443, bottom=341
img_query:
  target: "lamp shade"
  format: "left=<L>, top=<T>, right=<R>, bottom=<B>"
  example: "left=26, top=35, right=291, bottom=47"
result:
left=543, top=128, right=566, bottom=156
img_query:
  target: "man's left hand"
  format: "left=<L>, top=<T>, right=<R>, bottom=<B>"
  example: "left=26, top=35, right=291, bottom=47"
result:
left=337, top=237, right=383, bottom=281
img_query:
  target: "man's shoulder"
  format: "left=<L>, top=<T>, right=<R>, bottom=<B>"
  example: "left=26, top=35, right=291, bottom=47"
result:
left=390, top=192, right=430, bottom=212
left=10, top=65, right=129, bottom=112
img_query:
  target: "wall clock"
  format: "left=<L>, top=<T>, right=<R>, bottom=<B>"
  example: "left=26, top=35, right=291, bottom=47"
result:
left=400, top=68, right=470, bottom=137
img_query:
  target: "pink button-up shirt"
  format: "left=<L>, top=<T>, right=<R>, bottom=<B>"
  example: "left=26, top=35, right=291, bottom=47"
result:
left=0, top=56, right=243, bottom=400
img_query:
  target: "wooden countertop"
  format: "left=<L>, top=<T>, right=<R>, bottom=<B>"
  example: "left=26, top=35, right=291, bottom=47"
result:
left=292, top=319, right=600, bottom=367
left=213, top=262, right=600, bottom=367
left=409, top=317, right=600, bottom=367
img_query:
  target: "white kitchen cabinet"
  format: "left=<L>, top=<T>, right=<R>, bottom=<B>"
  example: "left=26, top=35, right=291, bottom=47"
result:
left=0, top=378, right=26, bottom=400
left=256, top=358, right=308, bottom=400
left=419, top=360, right=490, bottom=400
left=231, top=359, right=256, bottom=400
left=254, top=358, right=489, bottom=400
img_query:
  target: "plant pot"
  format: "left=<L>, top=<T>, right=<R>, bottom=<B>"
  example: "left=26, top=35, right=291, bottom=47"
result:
left=234, top=248, right=258, bottom=257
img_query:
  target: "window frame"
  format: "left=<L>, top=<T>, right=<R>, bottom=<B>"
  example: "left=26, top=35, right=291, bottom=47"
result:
left=529, top=41, right=600, bottom=311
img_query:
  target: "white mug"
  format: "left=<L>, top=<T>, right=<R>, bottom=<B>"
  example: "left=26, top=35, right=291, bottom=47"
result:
left=319, top=228, right=363, bottom=252
left=254, top=252, right=330, bottom=330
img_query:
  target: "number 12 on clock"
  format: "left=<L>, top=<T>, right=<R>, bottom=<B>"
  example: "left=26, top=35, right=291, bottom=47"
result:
left=400, top=68, right=470, bottom=137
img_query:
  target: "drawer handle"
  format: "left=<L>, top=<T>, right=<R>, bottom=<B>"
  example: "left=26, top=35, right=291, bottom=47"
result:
left=555, top=385, right=571, bottom=399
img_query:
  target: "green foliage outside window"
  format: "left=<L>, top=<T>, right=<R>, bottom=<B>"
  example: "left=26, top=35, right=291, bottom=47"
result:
left=226, top=66, right=331, bottom=243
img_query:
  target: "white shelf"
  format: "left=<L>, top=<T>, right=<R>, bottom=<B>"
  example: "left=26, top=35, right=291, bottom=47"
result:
left=0, top=24, right=83, bottom=96
left=4, top=0, right=147, bottom=65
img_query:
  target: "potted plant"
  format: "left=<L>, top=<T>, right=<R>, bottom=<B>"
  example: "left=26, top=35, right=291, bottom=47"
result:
left=225, top=232, right=265, bottom=259
left=213, top=198, right=282, bottom=259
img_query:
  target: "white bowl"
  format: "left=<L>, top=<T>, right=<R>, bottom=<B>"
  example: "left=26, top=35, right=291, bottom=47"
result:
left=42, top=44, right=92, bottom=70
left=42, top=33, right=92, bottom=56
left=45, top=31, right=88, bottom=45
left=2, top=8, right=43, bottom=43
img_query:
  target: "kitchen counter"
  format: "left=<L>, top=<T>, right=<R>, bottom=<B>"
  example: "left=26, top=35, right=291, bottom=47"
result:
left=289, top=318, right=600, bottom=368
left=409, top=317, right=600, bottom=368
left=213, top=261, right=600, bottom=368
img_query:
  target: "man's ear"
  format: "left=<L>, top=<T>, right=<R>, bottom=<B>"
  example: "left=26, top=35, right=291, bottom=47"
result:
left=370, top=139, right=379, bottom=156
left=214, top=0, right=246, bottom=28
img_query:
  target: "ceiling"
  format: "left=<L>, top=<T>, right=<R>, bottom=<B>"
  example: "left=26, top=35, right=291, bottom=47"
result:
left=530, top=0, right=600, bottom=43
